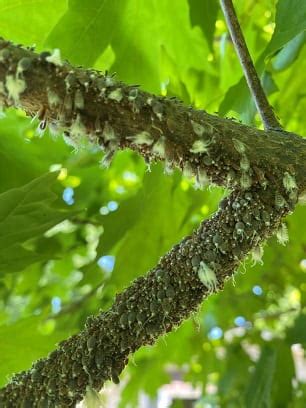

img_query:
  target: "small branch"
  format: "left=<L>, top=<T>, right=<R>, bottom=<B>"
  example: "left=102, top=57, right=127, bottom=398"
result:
left=48, top=283, right=104, bottom=320
left=256, top=307, right=299, bottom=321
left=220, top=0, right=282, bottom=131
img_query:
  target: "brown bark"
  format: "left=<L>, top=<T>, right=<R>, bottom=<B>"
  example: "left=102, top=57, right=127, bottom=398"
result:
left=0, top=38, right=304, bottom=407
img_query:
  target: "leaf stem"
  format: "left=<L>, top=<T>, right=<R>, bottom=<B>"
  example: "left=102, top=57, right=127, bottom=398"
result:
left=220, top=0, right=282, bottom=131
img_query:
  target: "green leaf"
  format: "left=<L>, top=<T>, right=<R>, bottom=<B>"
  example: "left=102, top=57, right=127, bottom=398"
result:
left=0, top=110, right=71, bottom=193
left=266, top=0, right=306, bottom=56
left=272, top=32, right=306, bottom=71
left=286, top=313, right=306, bottom=345
left=111, top=0, right=213, bottom=93
left=245, top=346, right=277, bottom=408
left=0, top=0, right=66, bottom=48
left=0, top=244, right=45, bottom=274
left=188, top=0, right=219, bottom=51
left=218, top=344, right=250, bottom=401
left=97, top=192, right=143, bottom=255
left=0, top=172, right=72, bottom=273
left=271, top=343, right=294, bottom=408
left=99, top=165, right=199, bottom=288
left=47, top=0, right=212, bottom=93
left=0, top=317, right=68, bottom=386
left=46, top=0, right=125, bottom=67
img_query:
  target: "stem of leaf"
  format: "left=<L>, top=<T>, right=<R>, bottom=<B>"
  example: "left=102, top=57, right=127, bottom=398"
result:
left=220, top=0, right=282, bottom=131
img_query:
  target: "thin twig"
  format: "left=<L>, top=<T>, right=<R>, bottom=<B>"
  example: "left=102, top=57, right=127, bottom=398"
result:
left=48, top=282, right=104, bottom=320
left=220, top=0, right=282, bottom=131
left=255, top=307, right=298, bottom=320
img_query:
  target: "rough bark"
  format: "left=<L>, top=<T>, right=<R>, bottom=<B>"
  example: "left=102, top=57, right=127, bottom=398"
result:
left=0, top=38, right=304, bottom=407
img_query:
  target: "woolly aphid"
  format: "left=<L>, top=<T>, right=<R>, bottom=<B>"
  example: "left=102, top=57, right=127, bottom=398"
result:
left=283, top=171, right=297, bottom=193
left=232, top=138, right=246, bottom=154
left=152, top=137, right=165, bottom=157
left=197, top=168, right=209, bottom=187
left=47, top=89, right=61, bottom=108
left=276, top=223, right=289, bottom=246
left=108, top=88, right=123, bottom=102
left=74, top=89, right=84, bottom=110
left=5, top=75, right=26, bottom=104
left=83, top=386, right=105, bottom=407
left=191, top=120, right=204, bottom=137
left=251, top=246, right=264, bottom=266
left=240, top=173, right=252, bottom=190
left=240, top=155, right=250, bottom=172
left=46, top=49, right=63, bottom=67
left=102, top=123, right=116, bottom=141
left=190, top=139, right=210, bottom=154
left=197, top=261, right=218, bottom=292
left=127, top=131, right=153, bottom=146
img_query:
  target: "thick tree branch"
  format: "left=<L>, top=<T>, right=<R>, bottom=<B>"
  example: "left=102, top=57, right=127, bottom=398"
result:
left=0, top=39, right=305, bottom=194
left=0, top=38, right=304, bottom=406
left=0, top=188, right=288, bottom=407
left=220, top=0, right=282, bottom=131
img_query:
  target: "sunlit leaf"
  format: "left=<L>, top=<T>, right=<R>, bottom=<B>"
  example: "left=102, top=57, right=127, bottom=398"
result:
left=266, top=0, right=306, bottom=56
left=188, top=0, right=219, bottom=51
left=0, top=0, right=66, bottom=47
left=286, top=313, right=306, bottom=345
left=272, top=32, right=306, bottom=71
left=47, top=0, right=212, bottom=93
left=245, top=346, right=277, bottom=408
left=271, top=343, right=294, bottom=407
left=0, top=316, right=68, bottom=386
left=46, top=0, right=125, bottom=67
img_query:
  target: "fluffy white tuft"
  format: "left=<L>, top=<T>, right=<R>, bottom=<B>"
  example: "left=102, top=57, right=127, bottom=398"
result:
left=46, top=49, right=63, bottom=66
left=5, top=75, right=26, bottom=104
left=152, top=137, right=165, bottom=157
left=127, top=131, right=153, bottom=145
left=108, top=88, right=123, bottom=102
left=197, top=262, right=218, bottom=292
left=190, top=139, right=210, bottom=153
left=283, top=171, right=297, bottom=193
left=232, top=138, right=246, bottom=154
left=83, top=386, right=104, bottom=408
left=276, top=223, right=289, bottom=246
left=191, top=120, right=204, bottom=137
left=251, top=246, right=264, bottom=266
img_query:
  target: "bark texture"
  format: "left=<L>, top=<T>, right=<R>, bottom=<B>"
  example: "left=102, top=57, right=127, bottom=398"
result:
left=0, top=38, right=304, bottom=407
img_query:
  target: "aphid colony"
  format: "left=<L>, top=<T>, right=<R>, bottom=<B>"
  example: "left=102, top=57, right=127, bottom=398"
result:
left=0, top=41, right=299, bottom=408
left=0, top=46, right=159, bottom=156
left=1, top=42, right=296, bottom=201
left=0, top=43, right=238, bottom=187
left=0, top=51, right=34, bottom=106
left=4, top=186, right=286, bottom=407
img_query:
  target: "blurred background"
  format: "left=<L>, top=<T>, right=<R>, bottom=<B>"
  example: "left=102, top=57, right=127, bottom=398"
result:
left=0, top=0, right=306, bottom=406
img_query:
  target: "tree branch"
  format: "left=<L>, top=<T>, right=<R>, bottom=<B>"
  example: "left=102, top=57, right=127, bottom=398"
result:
left=0, top=38, right=304, bottom=406
left=220, top=0, right=282, bottom=131
left=0, top=39, right=305, bottom=194
left=0, top=188, right=288, bottom=407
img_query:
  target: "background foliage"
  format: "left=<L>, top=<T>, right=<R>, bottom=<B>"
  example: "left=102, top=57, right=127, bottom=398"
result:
left=1, top=0, right=306, bottom=406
